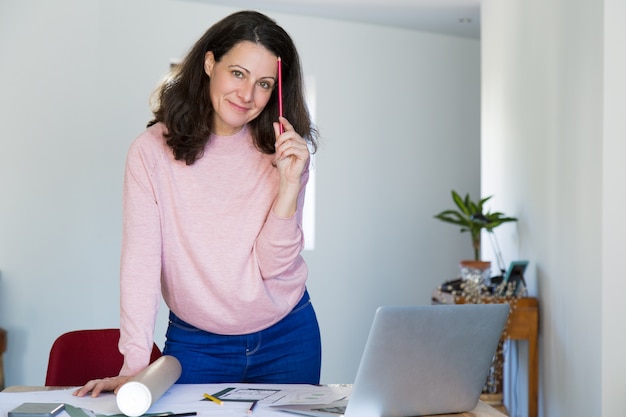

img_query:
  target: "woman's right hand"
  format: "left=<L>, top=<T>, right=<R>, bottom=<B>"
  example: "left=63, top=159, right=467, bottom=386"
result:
left=73, top=375, right=131, bottom=398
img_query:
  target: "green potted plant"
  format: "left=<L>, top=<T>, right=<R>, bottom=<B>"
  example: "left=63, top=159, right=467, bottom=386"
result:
left=434, top=190, right=518, bottom=279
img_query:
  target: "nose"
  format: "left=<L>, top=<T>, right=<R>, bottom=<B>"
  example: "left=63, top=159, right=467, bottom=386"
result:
left=238, top=81, right=255, bottom=102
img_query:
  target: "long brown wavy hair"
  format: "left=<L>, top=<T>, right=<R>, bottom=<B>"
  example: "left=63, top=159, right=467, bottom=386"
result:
left=148, top=10, right=318, bottom=165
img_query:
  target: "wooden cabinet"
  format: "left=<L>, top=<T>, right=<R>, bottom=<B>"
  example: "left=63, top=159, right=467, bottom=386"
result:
left=504, top=297, right=539, bottom=417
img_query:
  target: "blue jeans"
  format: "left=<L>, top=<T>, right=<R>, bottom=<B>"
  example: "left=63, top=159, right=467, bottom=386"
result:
left=162, top=290, right=321, bottom=384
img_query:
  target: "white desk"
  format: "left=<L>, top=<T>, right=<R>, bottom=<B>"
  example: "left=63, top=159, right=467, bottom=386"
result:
left=1, top=384, right=506, bottom=417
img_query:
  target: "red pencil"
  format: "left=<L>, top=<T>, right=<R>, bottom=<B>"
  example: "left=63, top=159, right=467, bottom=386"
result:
left=277, top=56, right=284, bottom=134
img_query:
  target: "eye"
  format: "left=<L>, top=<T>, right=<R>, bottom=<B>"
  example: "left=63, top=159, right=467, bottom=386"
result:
left=232, top=70, right=244, bottom=79
left=258, top=80, right=273, bottom=90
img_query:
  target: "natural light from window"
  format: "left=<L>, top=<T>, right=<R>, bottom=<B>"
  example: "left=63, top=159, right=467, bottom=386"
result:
left=303, top=75, right=316, bottom=250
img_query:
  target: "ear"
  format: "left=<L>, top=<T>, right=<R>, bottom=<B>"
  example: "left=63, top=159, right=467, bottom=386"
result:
left=204, top=51, right=216, bottom=76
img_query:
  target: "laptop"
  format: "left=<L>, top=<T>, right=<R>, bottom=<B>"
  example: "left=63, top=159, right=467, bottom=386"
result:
left=273, top=303, right=510, bottom=417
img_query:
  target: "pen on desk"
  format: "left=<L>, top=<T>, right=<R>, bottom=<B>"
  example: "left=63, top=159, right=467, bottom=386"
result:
left=277, top=56, right=284, bottom=134
left=247, top=400, right=258, bottom=415
left=203, top=393, right=224, bottom=405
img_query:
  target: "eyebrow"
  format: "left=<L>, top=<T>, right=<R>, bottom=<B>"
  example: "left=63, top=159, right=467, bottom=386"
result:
left=228, top=64, right=249, bottom=74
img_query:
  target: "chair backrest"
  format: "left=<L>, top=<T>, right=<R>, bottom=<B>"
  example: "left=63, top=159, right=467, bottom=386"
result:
left=45, top=328, right=161, bottom=386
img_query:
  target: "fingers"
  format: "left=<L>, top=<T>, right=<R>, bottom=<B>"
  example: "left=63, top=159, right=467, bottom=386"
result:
left=274, top=117, right=308, bottom=160
left=274, top=117, right=299, bottom=145
left=89, top=382, right=107, bottom=398
left=276, top=116, right=293, bottom=135
left=73, top=379, right=98, bottom=397
left=73, top=376, right=128, bottom=398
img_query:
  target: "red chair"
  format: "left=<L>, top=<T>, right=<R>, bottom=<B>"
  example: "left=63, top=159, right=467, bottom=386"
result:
left=45, top=328, right=161, bottom=386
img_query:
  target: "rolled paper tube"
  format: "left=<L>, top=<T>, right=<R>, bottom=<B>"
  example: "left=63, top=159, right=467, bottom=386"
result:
left=116, top=355, right=182, bottom=417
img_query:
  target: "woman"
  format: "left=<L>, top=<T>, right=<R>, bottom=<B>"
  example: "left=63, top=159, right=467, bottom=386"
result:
left=75, top=10, right=320, bottom=397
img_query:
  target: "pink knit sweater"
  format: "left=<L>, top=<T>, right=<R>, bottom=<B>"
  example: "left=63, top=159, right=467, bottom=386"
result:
left=118, top=123, right=309, bottom=376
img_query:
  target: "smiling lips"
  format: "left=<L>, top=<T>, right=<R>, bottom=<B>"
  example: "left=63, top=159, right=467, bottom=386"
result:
left=228, top=99, right=250, bottom=113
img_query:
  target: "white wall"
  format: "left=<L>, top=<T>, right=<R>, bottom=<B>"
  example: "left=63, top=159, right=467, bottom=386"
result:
left=602, top=0, right=626, bottom=416
left=482, top=0, right=626, bottom=416
left=0, top=0, right=480, bottom=385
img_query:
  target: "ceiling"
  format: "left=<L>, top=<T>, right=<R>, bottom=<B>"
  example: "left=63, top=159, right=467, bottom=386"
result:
left=193, top=0, right=481, bottom=39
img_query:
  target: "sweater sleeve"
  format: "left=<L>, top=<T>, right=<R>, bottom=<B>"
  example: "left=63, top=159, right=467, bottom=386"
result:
left=118, top=134, right=163, bottom=376
left=254, top=167, right=309, bottom=280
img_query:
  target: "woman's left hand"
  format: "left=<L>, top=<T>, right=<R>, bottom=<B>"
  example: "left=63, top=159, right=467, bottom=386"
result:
left=273, top=117, right=310, bottom=185
left=272, top=117, right=310, bottom=217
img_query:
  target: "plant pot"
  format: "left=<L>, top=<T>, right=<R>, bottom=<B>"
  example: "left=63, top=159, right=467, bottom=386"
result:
left=459, top=260, right=491, bottom=287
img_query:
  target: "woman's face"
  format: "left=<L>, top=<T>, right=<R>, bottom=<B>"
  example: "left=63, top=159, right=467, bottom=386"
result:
left=204, top=41, right=277, bottom=136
